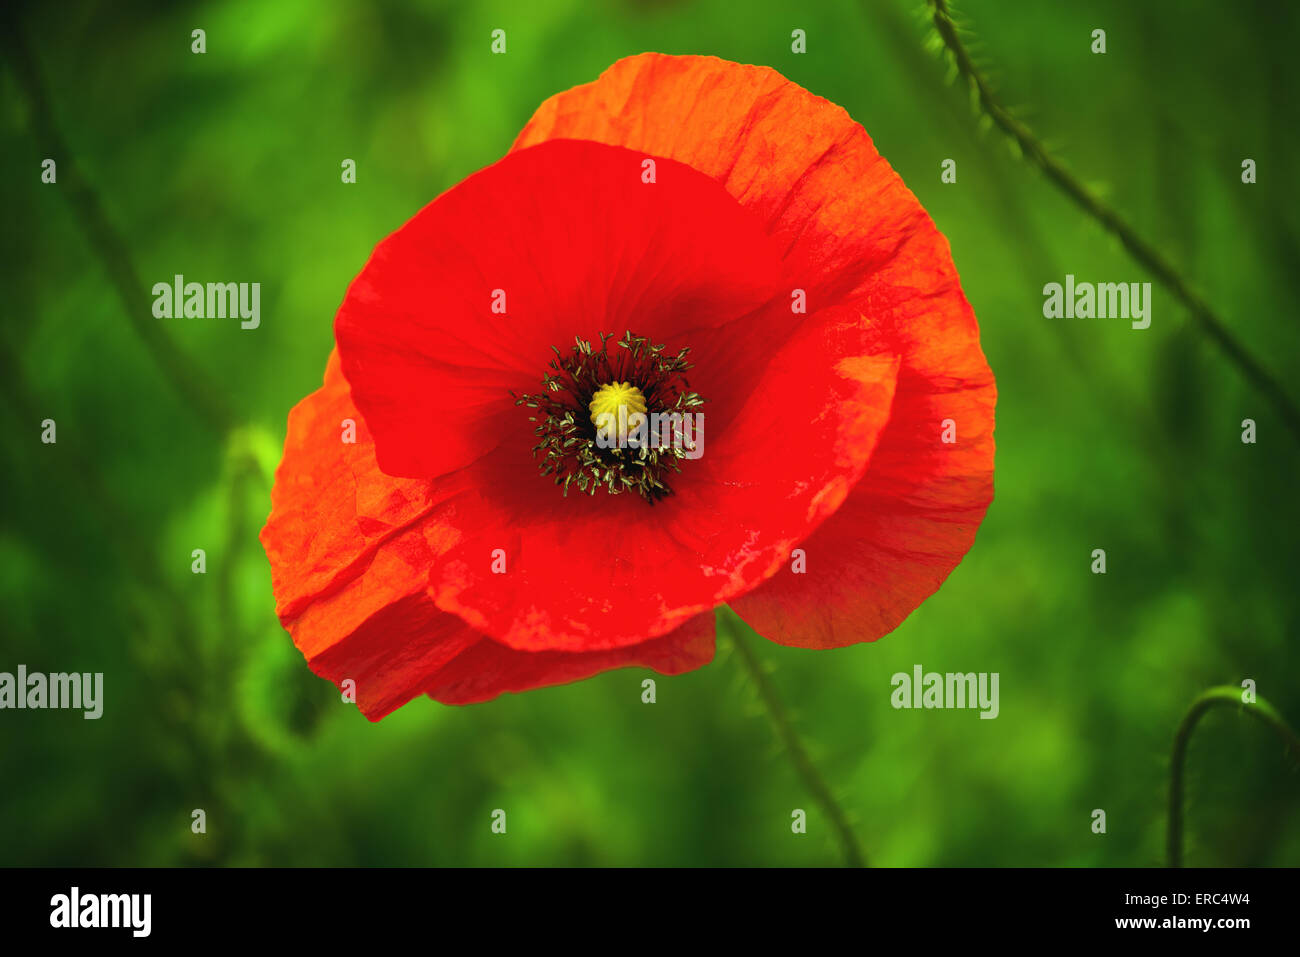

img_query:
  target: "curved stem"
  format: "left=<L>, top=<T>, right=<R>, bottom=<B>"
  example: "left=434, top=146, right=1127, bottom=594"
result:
left=1167, top=686, right=1300, bottom=867
left=727, top=623, right=867, bottom=867
left=926, top=0, right=1300, bottom=446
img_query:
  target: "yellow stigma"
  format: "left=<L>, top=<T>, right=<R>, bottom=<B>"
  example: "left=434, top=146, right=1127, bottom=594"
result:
left=589, top=381, right=647, bottom=428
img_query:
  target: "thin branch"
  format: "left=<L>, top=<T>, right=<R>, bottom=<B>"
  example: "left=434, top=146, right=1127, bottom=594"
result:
left=1167, top=685, right=1300, bottom=867
left=926, top=0, right=1300, bottom=446
left=727, top=623, right=868, bottom=867
left=2, top=19, right=235, bottom=435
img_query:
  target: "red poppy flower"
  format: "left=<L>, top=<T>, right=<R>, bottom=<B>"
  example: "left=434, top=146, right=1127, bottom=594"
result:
left=260, top=53, right=996, bottom=720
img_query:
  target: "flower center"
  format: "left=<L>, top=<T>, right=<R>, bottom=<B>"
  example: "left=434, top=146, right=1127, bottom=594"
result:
left=589, top=381, right=648, bottom=425
left=588, top=381, right=648, bottom=446
left=514, top=331, right=704, bottom=503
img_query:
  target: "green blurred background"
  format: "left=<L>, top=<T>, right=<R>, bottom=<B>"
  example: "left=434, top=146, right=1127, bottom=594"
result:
left=2, top=0, right=1297, bottom=866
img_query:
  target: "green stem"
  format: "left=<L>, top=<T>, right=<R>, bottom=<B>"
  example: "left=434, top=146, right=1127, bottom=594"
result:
left=728, top=625, right=867, bottom=867
left=1167, top=686, right=1300, bottom=867
left=2, top=19, right=235, bottom=436
left=926, top=0, right=1300, bottom=447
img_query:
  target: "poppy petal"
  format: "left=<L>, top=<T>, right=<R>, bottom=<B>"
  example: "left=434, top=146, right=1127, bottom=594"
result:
left=731, top=259, right=996, bottom=647
left=427, top=610, right=716, bottom=706
left=259, top=350, right=456, bottom=718
left=335, top=138, right=786, bottom=480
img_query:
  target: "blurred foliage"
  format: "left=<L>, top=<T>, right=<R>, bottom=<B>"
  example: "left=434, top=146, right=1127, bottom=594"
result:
left=1, top=0, right=1297, bottom=866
